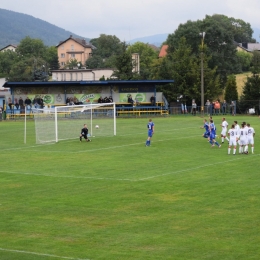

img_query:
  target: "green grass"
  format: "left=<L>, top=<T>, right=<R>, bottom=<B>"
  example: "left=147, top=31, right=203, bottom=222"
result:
left=0, top=115, right=259, bottom=260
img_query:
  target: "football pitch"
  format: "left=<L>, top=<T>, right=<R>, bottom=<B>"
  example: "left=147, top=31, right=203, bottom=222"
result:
left=0, top=115, right=259, bottom=260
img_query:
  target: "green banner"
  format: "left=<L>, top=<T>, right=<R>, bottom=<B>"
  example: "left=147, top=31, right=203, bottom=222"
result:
left=119, top=93, right=146, bottom=102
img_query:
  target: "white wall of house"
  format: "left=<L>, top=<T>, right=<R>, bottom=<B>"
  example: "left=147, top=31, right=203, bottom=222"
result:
left=52, top=69, right=114, bottom=81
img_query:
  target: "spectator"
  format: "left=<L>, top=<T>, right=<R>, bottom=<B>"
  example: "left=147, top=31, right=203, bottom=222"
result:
left=98, top=97, right=103, bottom=103
left=222, top=100, right=227, bottom=115
left=150, top=95, right=155, bottom=106
left=0, top=106, right=2, bottom=121
left=8, top=97, right=13, bottom=110
left=109, top=96, right=113, bottom=103
left=214, top=100, right=220, bottom=115
left=14, top=98, right=19, bottom=109
left=25, top=97, right=32, bottom=108
left=66, top=97, right=70, bottom=105
left=230, top=101, right=235, bottom=116
left=128, top=95, right=135, bottom=106
left=205, top=100, right=210, bottom=115
left=191, top=100, right=197, bottom=115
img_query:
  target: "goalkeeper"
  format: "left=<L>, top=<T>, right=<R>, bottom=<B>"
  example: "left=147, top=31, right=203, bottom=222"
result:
left=80, top=124, right=91, bottom=142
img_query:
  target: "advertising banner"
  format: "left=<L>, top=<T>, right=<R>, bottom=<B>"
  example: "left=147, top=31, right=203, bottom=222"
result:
left=119, top=93, right=146, bottom=102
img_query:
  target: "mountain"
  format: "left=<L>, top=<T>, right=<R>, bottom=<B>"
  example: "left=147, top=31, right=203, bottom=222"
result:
left=129, top=33, right=169, bottom=47
left=0, top=8, right=90, bottom=48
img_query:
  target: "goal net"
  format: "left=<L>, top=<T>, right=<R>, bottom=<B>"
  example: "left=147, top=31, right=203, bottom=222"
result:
left=32, top=103, right=116, bottom=144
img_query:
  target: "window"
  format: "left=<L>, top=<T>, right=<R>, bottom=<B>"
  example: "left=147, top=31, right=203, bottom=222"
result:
left=70, top=73, right=73, bottom=81
left=61, top=45, right=64, bottom=50
left=71, top=45, right=74, bottom=50
left=71, top=54, right=75, bottom=58
left=61, top=53, right=65, bottom=58
left=61, top=62, right=65, bottom=66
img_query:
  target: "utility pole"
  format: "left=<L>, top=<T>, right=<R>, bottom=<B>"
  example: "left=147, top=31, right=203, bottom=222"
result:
left=200, top=32, right=206, bottom=117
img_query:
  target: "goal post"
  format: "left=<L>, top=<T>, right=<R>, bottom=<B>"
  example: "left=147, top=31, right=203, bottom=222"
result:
left=32, top=102, right=116, bottom=144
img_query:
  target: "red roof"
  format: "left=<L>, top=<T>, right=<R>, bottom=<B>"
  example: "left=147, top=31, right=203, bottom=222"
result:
left=158, top=45, right=168, bottom=58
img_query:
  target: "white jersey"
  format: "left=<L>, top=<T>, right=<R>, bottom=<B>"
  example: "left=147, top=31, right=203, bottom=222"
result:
left=239, top=128, right=248, bottom=146
left=221, top=120, right=228, bottom=135
left=247, top=127, right=255, bottom=145
left=228, top=128, right=237, bottom=146
left=234, top=124, right=240, bottom=138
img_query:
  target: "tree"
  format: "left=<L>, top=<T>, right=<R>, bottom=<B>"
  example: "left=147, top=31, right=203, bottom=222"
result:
left=0, top=50, right=19, bottom=77
left=86, top=34, right=124, bottom=69
left=127, top=42, right=158, bottom=79
left=156, top=37, right=221, bottom=104
left=111, top=42, right=135, bottom=80
left=224, top=75, right=239, bottom=103
left=16, top=36, right=47, bottom=58
left=45, top=46, right=59, bottom=70
left=239, top=51, right=260, bottom=113
left=166, top=14, right=253, bottom=86
left=236, top=51, right=252, bottom=72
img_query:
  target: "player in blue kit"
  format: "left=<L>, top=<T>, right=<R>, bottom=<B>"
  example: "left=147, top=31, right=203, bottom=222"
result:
left=145, top=118, right=154, bottom=146
left=209, top=120, right=221, bottom=148
left=201, top=119, right=210, bottom=139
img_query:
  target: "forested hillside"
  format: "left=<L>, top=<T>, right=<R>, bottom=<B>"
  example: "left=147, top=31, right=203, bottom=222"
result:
left=0, top=8, right=90, bottom=48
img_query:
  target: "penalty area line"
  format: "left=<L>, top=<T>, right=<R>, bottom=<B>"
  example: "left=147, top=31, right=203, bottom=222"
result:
left=139, top=153, right=260, bottom=181
left=0, top=247, right=90, bottom=260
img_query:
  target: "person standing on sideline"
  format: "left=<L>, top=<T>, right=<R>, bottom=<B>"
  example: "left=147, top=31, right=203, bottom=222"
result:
left=191, top=100, right=197, bottom=115
left=222, top=100, right=227, bottom=115
left=205, top=100, right=210, bottom=115
left=80, top=124, right=91, bottom=142
left=245, top=123, right=255, bottom=154
left=228, top=124, right=238, bottom=155
left=220, top=117, right=229, bottom=144
left=145, top=119, right=154, bottom=146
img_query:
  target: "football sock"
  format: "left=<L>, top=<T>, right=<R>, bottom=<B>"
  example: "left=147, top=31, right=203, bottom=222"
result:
left=244, top=145, right=248, bottom=152
left=215, top=141, right=220, bottom=146
left=233, top=148, right=236, bottom=155
left=252, top=147, right=254, bottom=153
left=228, top=148, right=231, bottom=154
left=226, top=137, right=229, bottom=141
left=222, top=137, right=224, bottom=142
left=209, top=140, right=213, bottom=145
left=80, top=137, right=82, bottom=141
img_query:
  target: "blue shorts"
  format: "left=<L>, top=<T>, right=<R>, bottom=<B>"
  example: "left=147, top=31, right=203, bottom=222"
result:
left=210, top=133, right=216, bottom=140
left=148, top=130, right=153, bottom=137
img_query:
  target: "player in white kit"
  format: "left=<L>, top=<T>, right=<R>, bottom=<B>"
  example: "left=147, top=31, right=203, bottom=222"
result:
left=239, top=123, right=248, bottom=154
left=245, top=123, right=255, bottom=154
left=228, top=124, right=238, bottom=155
left=220, top=117, right=229, bottom=144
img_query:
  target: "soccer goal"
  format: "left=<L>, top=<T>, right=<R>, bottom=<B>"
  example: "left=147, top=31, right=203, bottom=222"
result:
left=31, top=102, right=116, bottom=144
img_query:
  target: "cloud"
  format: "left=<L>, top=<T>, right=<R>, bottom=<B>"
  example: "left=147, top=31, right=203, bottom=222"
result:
left=1, top=0, right=260, bottom=40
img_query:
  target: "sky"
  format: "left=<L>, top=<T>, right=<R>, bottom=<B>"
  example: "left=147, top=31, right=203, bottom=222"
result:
left=1, top=0, right=260, bottom=41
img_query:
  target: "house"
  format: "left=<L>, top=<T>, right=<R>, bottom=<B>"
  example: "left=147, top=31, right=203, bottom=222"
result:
left=236, top=42, right=260, bottom=52
left=51, top=68, right=114, bottom=81
left=56, top=35, right=95, bottom=68
left=158, top=45, right=168, bottom=58
left=0, top=44, right=17, bottom=52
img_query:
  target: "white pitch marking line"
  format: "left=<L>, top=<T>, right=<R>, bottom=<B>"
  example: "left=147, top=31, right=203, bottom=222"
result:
left=0, top=154, right=258, bottom=183
left=139, top=154, right=260, bottom=180
left=4, top=135, right=200, bottom=154
left=0, top=247, right=90, bottom=260
left=0, top=170, right=136, bottom=182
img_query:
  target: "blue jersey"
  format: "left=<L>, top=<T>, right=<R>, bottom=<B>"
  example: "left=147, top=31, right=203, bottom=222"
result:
left=204, top=123, right=209, bottom=132
left=210, top=122, right=216, bottom=135
left=147, top=121, right=154, bottom=137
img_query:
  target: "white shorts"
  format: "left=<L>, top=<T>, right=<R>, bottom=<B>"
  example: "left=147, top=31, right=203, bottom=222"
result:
left=221, top=130, right=227, bottom=136
left=240, top=139, right=247, bottom=146
left=229, top=139, right=237, bottom=146
left=247, top=137, right=254, bottom=145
